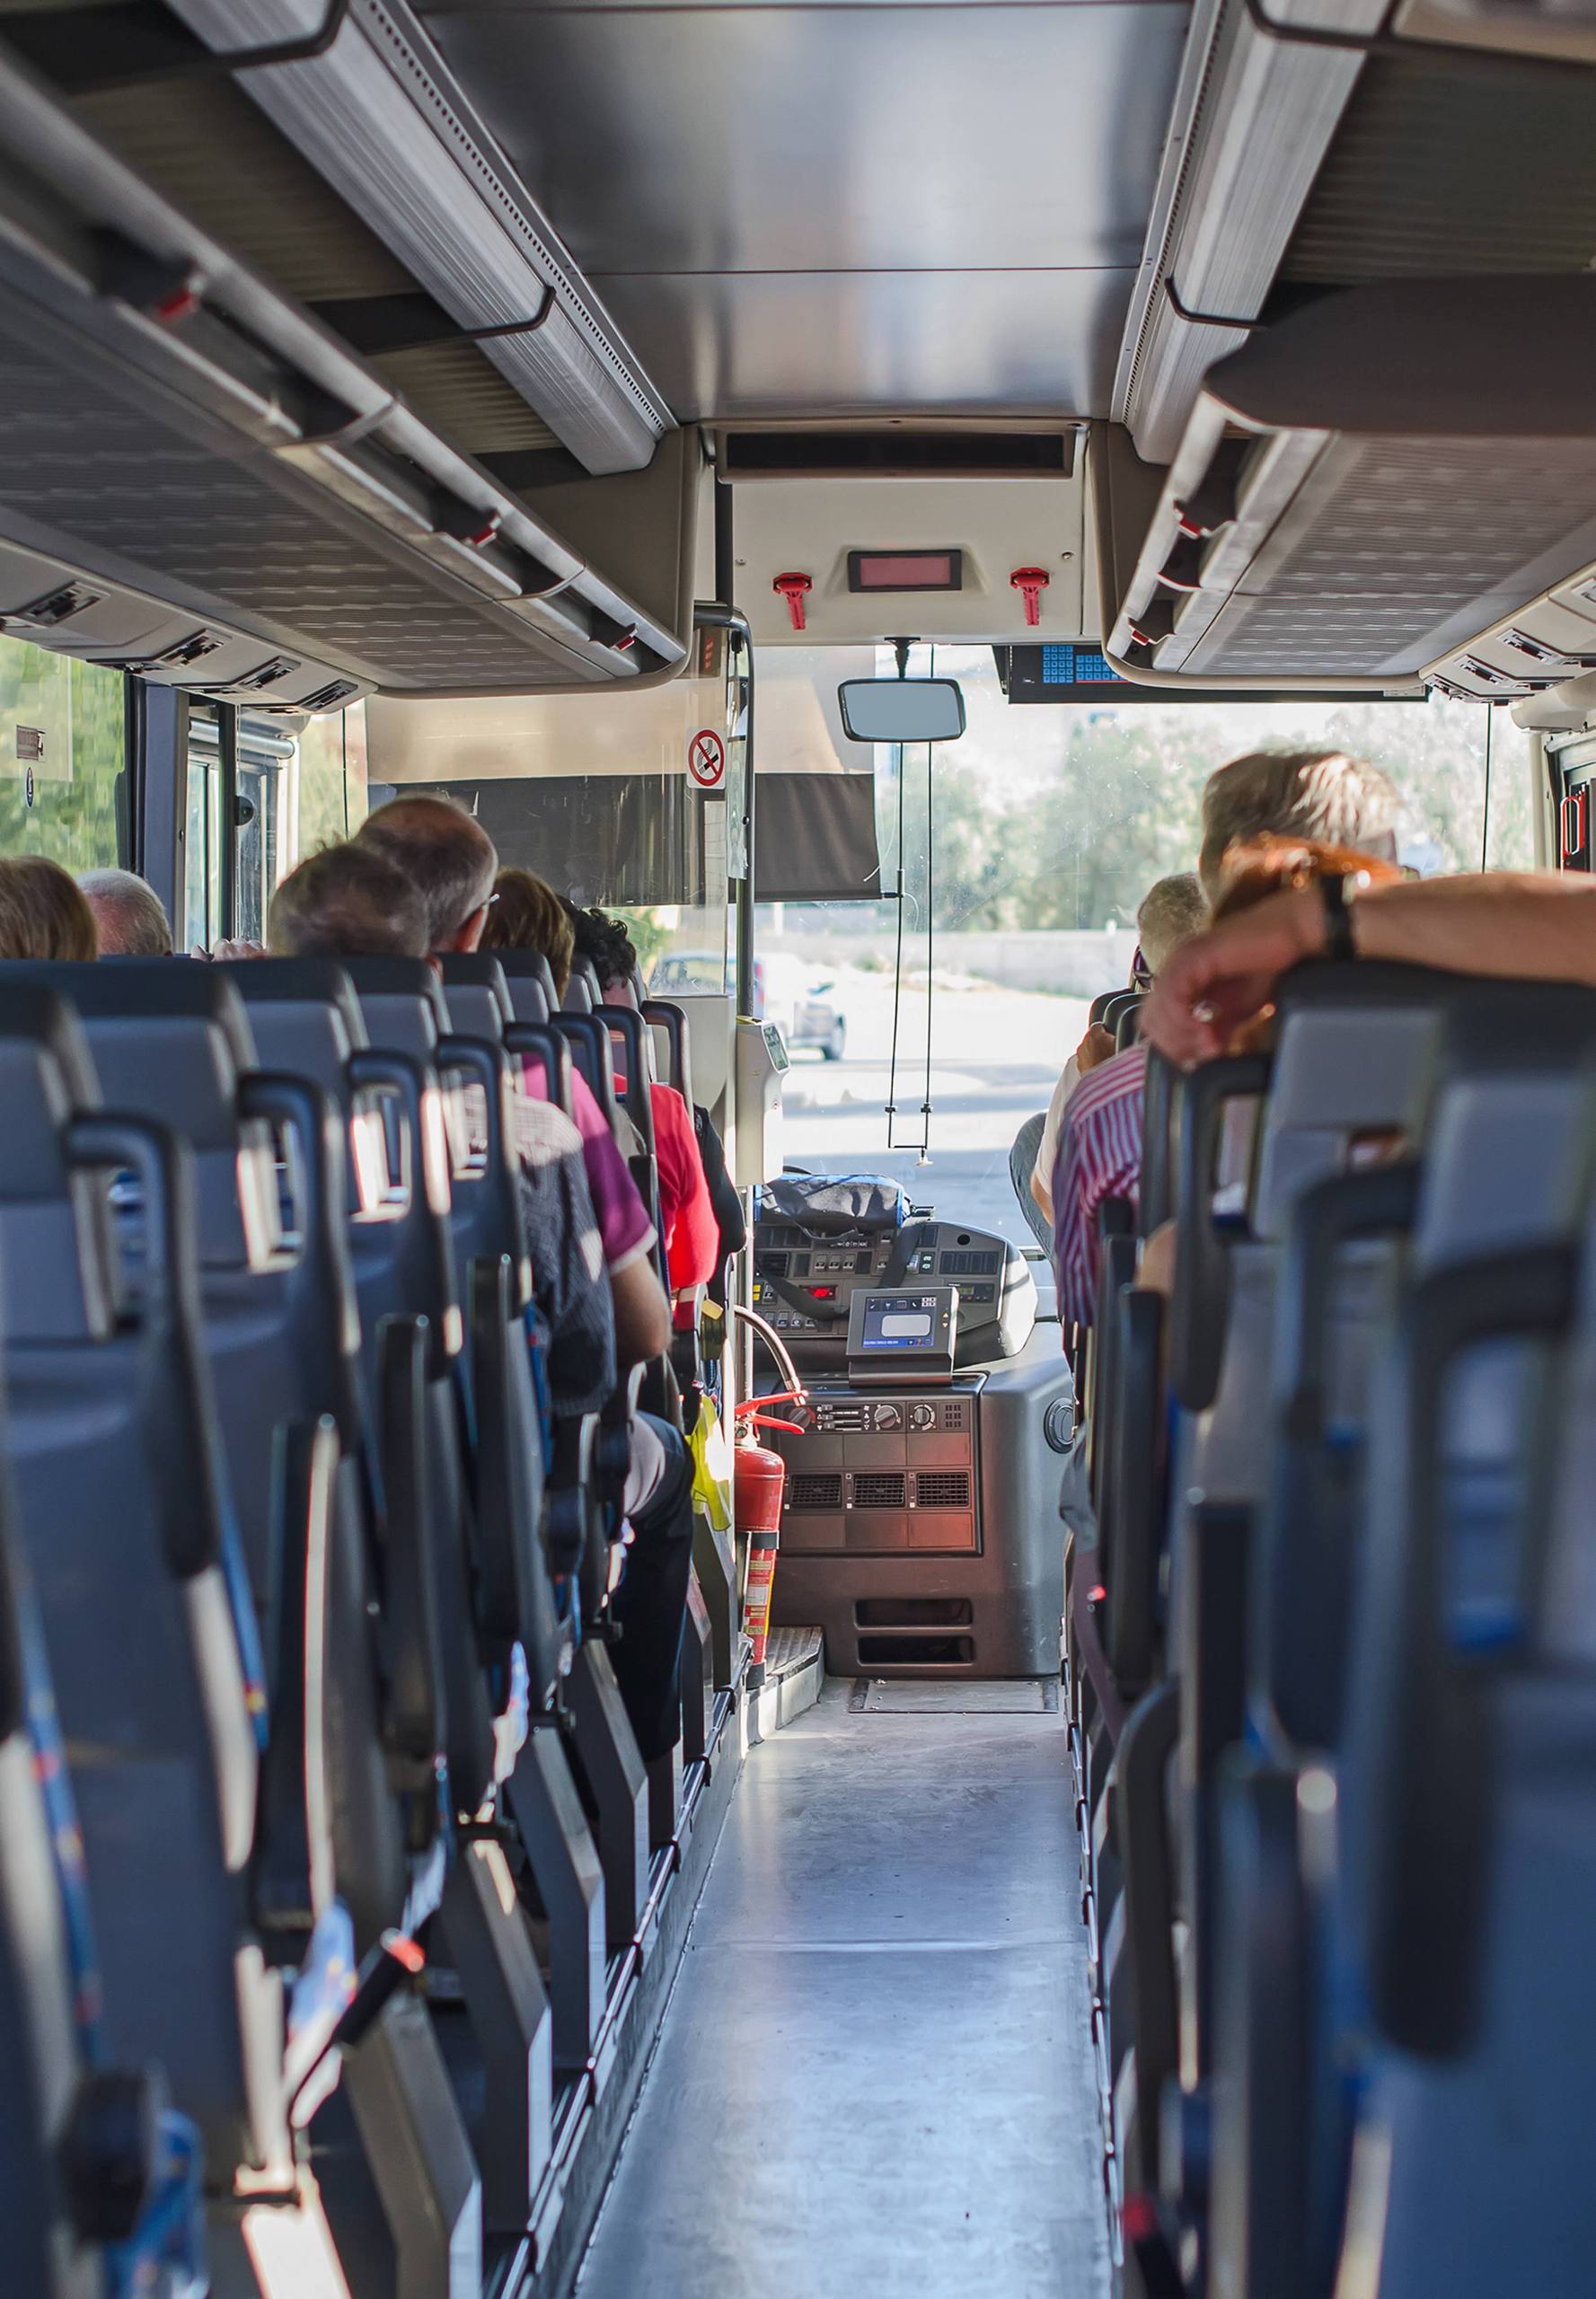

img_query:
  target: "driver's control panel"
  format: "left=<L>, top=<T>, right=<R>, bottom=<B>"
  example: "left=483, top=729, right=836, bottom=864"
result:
left=752, top=1216, right=1031, bottom=1367
left=775, top=1381, right=979, bottom=1555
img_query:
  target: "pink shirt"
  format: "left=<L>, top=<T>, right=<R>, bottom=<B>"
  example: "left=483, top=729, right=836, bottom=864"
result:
left=519, top=1061, right=655, bottom=1274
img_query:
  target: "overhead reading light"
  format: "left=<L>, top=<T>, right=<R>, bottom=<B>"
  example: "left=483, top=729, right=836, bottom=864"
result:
left=847, top=551, right=964, bottom=595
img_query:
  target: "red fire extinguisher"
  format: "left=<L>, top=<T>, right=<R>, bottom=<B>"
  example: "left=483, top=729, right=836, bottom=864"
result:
left=735, top=1390, right=805, bottom=1685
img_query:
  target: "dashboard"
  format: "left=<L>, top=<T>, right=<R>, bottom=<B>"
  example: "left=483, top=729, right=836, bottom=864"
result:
left=753, top=1211, right=1035, bottom=1370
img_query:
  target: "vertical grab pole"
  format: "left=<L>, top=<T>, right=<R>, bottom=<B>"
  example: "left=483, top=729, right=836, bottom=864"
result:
left=694, top=588, right=760, bottom=1437
left=692, top=601, right=756, bottom=1019
left=217, top=698, right=240, bottom=942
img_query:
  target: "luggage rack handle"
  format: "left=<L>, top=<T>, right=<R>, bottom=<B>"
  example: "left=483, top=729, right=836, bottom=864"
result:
left=435, top=1033, right=532, bottom=1316
left=65, top=1113, right=220, bottom=1581
left=1353, top=1239, right=1577, bottom=2058
left=374, top=1315, right=445, bottom=1787
left=346, top=1049, right=460, bottom=1373
left=239, top=1070, right=362, bottom=1441
left=1259, top=1158, right=1421, bottom=1748
left=1170, top=1053, right=1271, bottom=1412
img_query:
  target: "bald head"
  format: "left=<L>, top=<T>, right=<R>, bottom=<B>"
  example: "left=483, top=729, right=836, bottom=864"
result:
left=355, top=794, right=498, bottom=954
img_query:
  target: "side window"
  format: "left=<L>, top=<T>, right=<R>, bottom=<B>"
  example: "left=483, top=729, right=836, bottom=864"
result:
left=181, top=703, right=366, bottom=950
left=291, top=701, right=369, bottom=859
left=0, top=635, right=126, bottom=867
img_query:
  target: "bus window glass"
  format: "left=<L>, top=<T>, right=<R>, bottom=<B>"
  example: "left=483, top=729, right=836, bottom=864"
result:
left=0, top=636, right=125, bottom=868
left=770, top=644, right=1525, bottom=1249
left=295, top=700, right=369, bottom=854
left=182, top=721, right=222, bottom=953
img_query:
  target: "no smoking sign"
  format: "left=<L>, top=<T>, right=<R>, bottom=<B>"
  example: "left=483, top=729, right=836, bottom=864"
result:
left=687, top=727, right=726, bottom=790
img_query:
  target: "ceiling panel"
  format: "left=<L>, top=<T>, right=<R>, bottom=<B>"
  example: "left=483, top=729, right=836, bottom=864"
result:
left=581, top=267, right=1137, bottom=421
left=416, top=0, right=1188, bottom=419
left=418, top=5, right=1184, bottom=274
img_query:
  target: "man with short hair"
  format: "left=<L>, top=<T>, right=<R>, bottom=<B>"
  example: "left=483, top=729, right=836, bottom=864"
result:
left=1196, top=747, right=1398, bottom=896
left=269, top=842, right=427, bottom=961
left=356, top=792, right=499, bottom=956
left=351, top=807, right=696, bottom=1763
left=78, top=867, right=173, bottom=957
left=1050, top=749, right=1404, bottom=1330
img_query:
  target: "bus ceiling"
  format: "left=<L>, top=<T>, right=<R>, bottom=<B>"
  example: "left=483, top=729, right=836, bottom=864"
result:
left=0, top=6, right=1592, bottom=712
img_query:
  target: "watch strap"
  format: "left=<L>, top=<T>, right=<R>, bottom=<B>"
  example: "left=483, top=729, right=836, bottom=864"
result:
left=1320, top=872, right=1358, bottom=962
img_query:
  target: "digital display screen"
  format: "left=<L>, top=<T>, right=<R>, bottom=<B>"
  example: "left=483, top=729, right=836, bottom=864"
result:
left=848, top=550, right=964, bottom=594
left=1043, top=642, right=1121, bottom=685
left=859, top=1291, right=948, bottom=1352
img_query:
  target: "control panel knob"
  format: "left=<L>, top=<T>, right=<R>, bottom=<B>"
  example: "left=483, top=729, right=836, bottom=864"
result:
left=872, top=1401, right=903, bottom=1431
left=909, top=1402, right=937, bottom=1431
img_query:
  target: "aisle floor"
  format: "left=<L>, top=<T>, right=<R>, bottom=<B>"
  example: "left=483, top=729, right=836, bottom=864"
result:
left=576, top=1679, right=1110, bottom=2299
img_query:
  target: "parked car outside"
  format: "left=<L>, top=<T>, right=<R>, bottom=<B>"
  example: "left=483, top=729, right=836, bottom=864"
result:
left=649, top=951, right=848, bottom=1060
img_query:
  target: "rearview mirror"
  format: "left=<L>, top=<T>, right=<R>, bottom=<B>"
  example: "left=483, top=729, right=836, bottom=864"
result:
left=838, top=677, right=966, bottom=744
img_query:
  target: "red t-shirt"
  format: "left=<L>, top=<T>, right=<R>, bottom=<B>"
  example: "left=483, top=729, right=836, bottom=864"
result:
left=650, top=1081, right=719, bottom=1292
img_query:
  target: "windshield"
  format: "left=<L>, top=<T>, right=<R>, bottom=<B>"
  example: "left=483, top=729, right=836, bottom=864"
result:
left=765, top=643, right=1535, bottom=1252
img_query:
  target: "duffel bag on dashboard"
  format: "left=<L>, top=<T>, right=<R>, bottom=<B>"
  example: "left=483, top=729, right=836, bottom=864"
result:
left=756, top=1173, right=906, bottom=1238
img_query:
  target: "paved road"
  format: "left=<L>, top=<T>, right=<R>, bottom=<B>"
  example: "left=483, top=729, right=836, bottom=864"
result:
left=779, top=973, right=1089, bottom=1251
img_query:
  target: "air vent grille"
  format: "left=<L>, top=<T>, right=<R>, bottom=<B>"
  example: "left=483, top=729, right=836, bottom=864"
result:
left=942, top=1402, right=966, bottom=1431
left=915, top=1473, right=972, bottom=1511
left=721, top=430, right=1074, bottom=480
left=789, top=1475, right=842, bottom=1512
left=851, top=1474, right=907, bottom=1510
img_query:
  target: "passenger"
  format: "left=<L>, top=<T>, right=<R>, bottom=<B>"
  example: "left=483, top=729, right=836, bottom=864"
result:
left=1144, top=862, right=1596, bottom=1069
left=0, top=854, right=97, bottom=959
left=481, top=881, right=744, bottom=1303
left=566, top=904, right=720, bottom=1309
left=481, top=868, right=676, bottom=1320
left=1028, top=872, right=1208, bottom=1233
left=1133, top=835, right=1404, bottom=1302
left=77, top=867, right=173, bottom=956
left=273, top=834, right=615, bottom=1404
left=353, top=802, right=695, bottom=1763
left=269, top=842, right=428, bottom=959
left=1050, top=748, right=1401, bottom=1329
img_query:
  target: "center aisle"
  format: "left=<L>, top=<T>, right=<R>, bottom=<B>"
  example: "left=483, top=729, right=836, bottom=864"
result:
left=576, top=1679, right=1111, bottom=2299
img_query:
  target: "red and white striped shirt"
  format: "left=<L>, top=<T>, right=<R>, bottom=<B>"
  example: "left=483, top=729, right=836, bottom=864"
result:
left=1049, top=1045, right=1148, bottom=1328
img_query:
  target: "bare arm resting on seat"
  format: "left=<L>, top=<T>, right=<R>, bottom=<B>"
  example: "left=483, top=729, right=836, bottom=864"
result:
left=612, top=1252, right=671, bottom=1369
left=1142, top=872, right=1596, bottom=1067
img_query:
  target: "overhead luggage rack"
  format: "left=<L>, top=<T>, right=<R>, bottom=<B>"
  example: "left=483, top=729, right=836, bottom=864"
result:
left=1103, top=277, right=1596, bottom=690
left=0, top=36, right=689, bottom=702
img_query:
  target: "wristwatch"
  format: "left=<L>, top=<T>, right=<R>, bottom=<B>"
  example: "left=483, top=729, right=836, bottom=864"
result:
left=1319, top=871, right=1362, bottom=962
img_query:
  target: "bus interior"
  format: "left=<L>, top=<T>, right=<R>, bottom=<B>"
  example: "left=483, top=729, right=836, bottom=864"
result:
left=0, top=4, right=1592, bottom=2296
